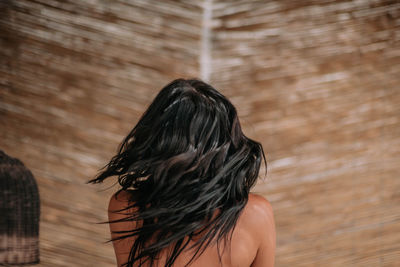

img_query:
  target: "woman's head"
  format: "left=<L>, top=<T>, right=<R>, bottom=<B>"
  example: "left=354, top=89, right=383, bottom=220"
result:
left=89, top=78, right=266, bottom=266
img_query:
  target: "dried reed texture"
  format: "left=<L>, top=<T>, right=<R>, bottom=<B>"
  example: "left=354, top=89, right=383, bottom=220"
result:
left=211, top=1, right=400, bottom=266
left=1, top=0, right=399, bottom=266
left=1, top=0, right=201, bottom=266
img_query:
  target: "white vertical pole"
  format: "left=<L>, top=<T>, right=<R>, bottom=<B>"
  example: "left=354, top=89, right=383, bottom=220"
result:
left=201, top=0, right=212, bottom=82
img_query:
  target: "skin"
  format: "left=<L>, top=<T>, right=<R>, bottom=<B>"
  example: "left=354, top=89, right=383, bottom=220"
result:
left=108, top=191, right=276, bottom=267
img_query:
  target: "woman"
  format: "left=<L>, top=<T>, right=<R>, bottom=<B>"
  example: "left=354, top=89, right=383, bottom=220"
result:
left=89, top=78, right=275, bottom=267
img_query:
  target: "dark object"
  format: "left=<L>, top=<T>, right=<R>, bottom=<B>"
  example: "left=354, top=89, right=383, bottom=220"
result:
left=89, top=78, right=266, bottom=267
left=0, top=150, right=40, bottom=265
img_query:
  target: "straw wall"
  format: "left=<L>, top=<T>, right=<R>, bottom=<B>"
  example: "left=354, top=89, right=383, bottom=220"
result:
left=1, top=0, right=399, bottom=266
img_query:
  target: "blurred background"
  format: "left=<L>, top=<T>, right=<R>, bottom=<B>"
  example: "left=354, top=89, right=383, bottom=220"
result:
left=1, top=0, right=399, bottom=266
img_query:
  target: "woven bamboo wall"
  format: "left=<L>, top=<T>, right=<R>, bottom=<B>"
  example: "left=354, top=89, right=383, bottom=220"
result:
left=1, top=0, right=399, bottom=266
left=211, top=1, right=400, bottom=266
left=1, top=0, right=201, bottom=266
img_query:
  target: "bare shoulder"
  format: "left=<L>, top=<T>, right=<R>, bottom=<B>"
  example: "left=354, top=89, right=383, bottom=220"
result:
left=107, top=190, right=138, bottom=236
left=243, top=193, right=276, bottom=267
left=107, top=190, right=137, bottom=267
left=238, top=193, right=275, bottom=241
left=108, top=189, right=132, bottom=213
left=244, top=193, right=274, bottom=223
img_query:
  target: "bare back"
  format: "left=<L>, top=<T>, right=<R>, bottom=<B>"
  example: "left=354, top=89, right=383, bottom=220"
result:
left=108, top=192, right=276, bottom=267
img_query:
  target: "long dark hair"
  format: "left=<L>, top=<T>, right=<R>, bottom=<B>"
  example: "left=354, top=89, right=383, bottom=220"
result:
left=88, top=78, right=266, bottom=267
